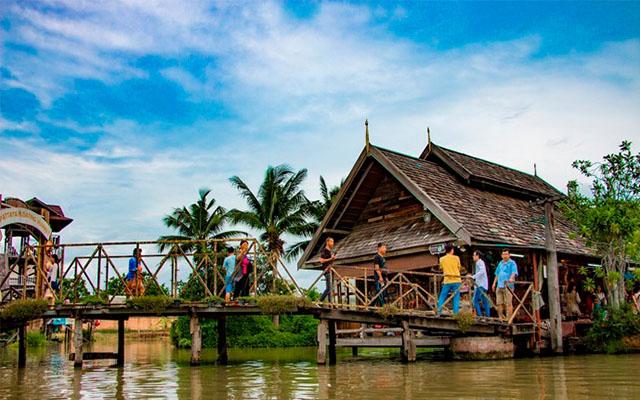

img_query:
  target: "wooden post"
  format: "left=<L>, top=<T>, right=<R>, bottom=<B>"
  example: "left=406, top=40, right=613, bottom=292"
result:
left=117, top=319, right=125, bottom=367
left=351, top=346, right=358, bottom=357
left=190, top=314, right=202, bottom=366
left=317, top=319, right=328, bottom=364
left=18, top=324, right=27, bottom=368
left=212, top=242, right=218, bottom=295
left=97, top=244, right=102, bottom=295
left=74, top=318, right=83, bottom=368
left=217, top=316, right=228, bottom=365
left=532, top=253, right=542, bottom=345
left=328, top=320, right=337, bottom=365
left=401, top=320, right=416, bottom=362
left=544, top=201, right=563, bottom=354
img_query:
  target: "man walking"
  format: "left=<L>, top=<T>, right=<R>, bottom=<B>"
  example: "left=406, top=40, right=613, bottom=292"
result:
left=373, top=243, right=388, bottom=306
left=492, top=249, right=519, bottom=320
left=469, top=250, right=490, bottom=317
left=223, top=246, right=236, bottom=302
left=319, top=237, right=337, bottom=302
left=437, top=244, right=462, bottom=315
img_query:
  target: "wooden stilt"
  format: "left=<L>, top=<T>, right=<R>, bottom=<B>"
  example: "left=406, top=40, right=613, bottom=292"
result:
left=328, top=320, right=337, bottom=365
left=74, top=318, right=83, bottom=368
left=18, top=325, right=26, bottom=368
left=217, top=316, right=228, bottom=365
left=351, top=346, right=358, bottom=357
left=117, top=319, right=125, bottom=367
left=544, top=202, right=563, bottom=354
left=317, top=319, right=328, bottom=364
left=401, top=320, right=416, bottom=362
left=190, top=314, right=201, bottom=366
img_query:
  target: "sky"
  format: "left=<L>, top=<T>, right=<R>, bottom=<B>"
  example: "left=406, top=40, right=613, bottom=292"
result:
left=1, top=1, right=639, bottom=285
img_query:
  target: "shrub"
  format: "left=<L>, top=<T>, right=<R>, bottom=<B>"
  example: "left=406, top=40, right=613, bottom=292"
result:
left=1, top=299, right=48, bottom=320
left=26, top=331, right=46, bottom=347
left=586, top=303, right=640, bottom=353
left=377, top=304, right=399, bottom=320
left=454, top=311, right=475, bottom=333
left=256, top=295, right=312, bottom=315
left=127, top=296, right=173, bottom=314
left=80, top=294, right=108, bottom=306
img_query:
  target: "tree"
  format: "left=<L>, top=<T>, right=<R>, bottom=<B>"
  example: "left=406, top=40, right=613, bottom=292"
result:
left=561, top=140, right=640, bottom=309
left=158, top=189, right=245, bottom=299
left=227, top=165, right=310, bottom=259
left=285, top=176, right=343, bottom=261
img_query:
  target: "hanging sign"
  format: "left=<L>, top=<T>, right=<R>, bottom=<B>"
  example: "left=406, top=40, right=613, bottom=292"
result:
left=0, top=207, right=52, bottom=239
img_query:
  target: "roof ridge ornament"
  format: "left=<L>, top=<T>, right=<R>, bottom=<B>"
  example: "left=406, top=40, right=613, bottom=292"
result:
left=365, top=119, right=370, bottom=154
left=424, top=127, right=432, bottom=157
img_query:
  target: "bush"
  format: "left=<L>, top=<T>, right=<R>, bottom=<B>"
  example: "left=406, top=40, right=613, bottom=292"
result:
left=1, top=299, right=48, bottom=320
left=26, top=331, right=46, bottom=347
left=127, top=296, right=173, bottom=314
left=455, top=311, right=475, bottom=333
left=586, top=303, right=640, bottom=353
left=377, top=304, right=399, bottom=320
left=256, top=295, right=312, bottom=315
left=80, top=294, right=108, bottom=306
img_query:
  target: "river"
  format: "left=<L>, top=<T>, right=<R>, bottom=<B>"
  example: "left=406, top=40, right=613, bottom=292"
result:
left=1, top=336, right=638, bottom=399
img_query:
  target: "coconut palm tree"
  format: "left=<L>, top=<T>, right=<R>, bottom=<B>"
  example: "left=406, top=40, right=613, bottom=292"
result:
left=227, top=165, right=311, bottom=260
left=158, top=188, right=245, bottom=254
left=285, top=176, right=343, bottom=261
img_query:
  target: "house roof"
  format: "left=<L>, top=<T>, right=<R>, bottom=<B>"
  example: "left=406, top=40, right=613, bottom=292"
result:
left=421, top=144, right=561, bottom=199
left=26, top=197, right=73, bottom=232
left=298, top=143, right=594, bottom=269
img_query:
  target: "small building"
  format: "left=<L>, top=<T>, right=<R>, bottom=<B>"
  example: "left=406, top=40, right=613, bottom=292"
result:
left=298, top=134, right=599, bottom=321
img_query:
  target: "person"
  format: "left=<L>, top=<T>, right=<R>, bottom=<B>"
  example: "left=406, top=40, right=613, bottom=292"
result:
left=235, top=240, right=252, bottom=297
left=42, top=240, right=56, bottom=304
left=319, top=237, right=337, bottom=302
left=632, top=285, right=640, bottom=313
left=469, top=250, right=490, bottom=318
left=126, top=248, right=145, bottom=296
left=565, top=283, right=582, bottom=318
left=223, top=246, right=236, bottom=302
left=492, top=249, right=518, bottom=320
left=373, top=243, right=388, bottom=306
left=437, top=244, right=462, bottom=315
left=593, top=285, right=607, bottom=317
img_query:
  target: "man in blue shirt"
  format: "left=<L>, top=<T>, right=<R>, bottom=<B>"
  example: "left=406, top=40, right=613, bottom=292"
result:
left=492, top=249, right=518, bottom=320
left=223, top=247, right=236, bottom=302
left=126, top=248, right=144, bottom=296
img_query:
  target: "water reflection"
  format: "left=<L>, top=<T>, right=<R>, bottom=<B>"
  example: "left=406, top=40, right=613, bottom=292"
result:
left=1, top=338, right=639, bottom=399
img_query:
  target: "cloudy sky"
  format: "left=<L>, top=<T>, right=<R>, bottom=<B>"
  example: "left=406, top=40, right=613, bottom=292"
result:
left=1, top=1, right=639, bottom=283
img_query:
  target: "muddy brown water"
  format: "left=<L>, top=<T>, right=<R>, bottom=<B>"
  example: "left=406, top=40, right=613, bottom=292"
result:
left=1, top=336, right=638, bottom=399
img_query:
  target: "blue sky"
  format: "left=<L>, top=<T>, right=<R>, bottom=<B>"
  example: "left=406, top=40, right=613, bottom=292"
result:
left=1, top=1, right=639, bottom=283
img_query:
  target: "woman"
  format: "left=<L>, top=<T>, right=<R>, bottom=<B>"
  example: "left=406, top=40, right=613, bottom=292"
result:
left=43, top=240, right=56, bottom=304
left=565, top=284, right=581, bottom=318
left=234, top=240, right=252, bottom=297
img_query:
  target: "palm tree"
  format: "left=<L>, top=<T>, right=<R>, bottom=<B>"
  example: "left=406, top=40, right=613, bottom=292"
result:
left=158, top=188, right=245, bottom=254
left=227, top=165, right=310, bottom=259
left=285, top=176, right=343, bottom=261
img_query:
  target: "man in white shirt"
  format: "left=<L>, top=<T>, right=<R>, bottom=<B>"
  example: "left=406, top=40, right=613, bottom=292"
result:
left=469, top=250, right=490, bottom=317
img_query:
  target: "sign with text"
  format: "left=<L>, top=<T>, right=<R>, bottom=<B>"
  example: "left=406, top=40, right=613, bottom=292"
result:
left=0, top=207, right=52, bottom=239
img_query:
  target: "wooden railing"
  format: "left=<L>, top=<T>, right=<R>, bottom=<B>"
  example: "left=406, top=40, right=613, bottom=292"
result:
left=0, top=238, right=303, bottom=305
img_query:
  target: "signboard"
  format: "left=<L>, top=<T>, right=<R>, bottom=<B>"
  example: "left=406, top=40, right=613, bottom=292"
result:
left=0, top=207, right=52, bottom=239
left=428, top=243, right=446, bottom=255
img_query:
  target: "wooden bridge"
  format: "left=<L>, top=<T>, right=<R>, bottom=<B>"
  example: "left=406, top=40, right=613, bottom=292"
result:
left=0, top=239, right=540, bottom=368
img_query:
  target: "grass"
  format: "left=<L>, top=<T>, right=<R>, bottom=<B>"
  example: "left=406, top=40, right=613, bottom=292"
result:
left=127, top=296, right=173, bottom=314
left=256, top=295, right=313, bottom=315
left=377, top=304, right=400, bottom=320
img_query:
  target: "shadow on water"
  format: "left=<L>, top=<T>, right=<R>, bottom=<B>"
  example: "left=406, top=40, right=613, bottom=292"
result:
left=1, top=337, right=640, bottom=399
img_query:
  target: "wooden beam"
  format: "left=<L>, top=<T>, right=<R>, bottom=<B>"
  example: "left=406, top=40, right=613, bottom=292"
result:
left=217, top=316, right=228, bottom=365
left=317, top=319, right=328, bottom=364
left=190, top=314, right=202, bottom=366
left=74, top=318, right=83, bottom=368
left=401, top=320, right=417, bottom=362
left=117, top=319, right=125, bottom=367
left=336, top=336, right=450, bottom=348
left=328, top=320, right=337, bottom=365
left=18, top=325, right=26, bottom=368
left=545, top=201, right=563, bottom=353
left=322, top=228, right=351, bottom=236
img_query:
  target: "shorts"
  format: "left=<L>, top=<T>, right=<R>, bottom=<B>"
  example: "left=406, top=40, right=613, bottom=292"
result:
left=496, top=287, right=513, bottom=306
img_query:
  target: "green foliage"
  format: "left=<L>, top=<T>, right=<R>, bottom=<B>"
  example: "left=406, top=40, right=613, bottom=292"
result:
left=60, top=278, right=90, bottom=301
left=204, top=295, right=224, bottom=305
left=80, top=293, right=108, bottom=306
left=170, top=314, right=319, bottom=349
left=455, top=311, right=475, bottom=333
left=256, top=295, right=313, bottom=314
left=127, top=295, right=173, bottom=314
left=586, top=303, right=640, bottom=353
left=1, top=299, right=48, bottom=320
left=561, top=140, right=640, bottom=308
left=26, top=331, right=46, bottom=347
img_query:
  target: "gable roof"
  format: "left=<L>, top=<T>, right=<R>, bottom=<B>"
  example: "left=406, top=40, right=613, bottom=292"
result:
left=299, top=143, right=594, bottom=268
left=421, top=144, right=561, bottom=199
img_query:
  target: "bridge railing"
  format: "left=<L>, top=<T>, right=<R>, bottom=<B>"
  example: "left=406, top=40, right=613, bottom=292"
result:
left=0, top=238, right=303, bottom=305
left=309, top=266, right=538, bottom=325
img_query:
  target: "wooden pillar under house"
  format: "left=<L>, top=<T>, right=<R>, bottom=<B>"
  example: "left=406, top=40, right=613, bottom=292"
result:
left=190, top=314, right=202, bottom=366
left=400, top=320, right=416, bottom=362
left=117, top=319, right=125, bottom=367
left=18, top=324, right=27, bottom=368
left=317, top=319, right=328, bottom=364
left=544, top=201, right=563, bottom=354
left=328, top=320, right=337, bottom=365
left=74, top=318, right=83, bottom=368
left=217, top=316, right=228, bottom=365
